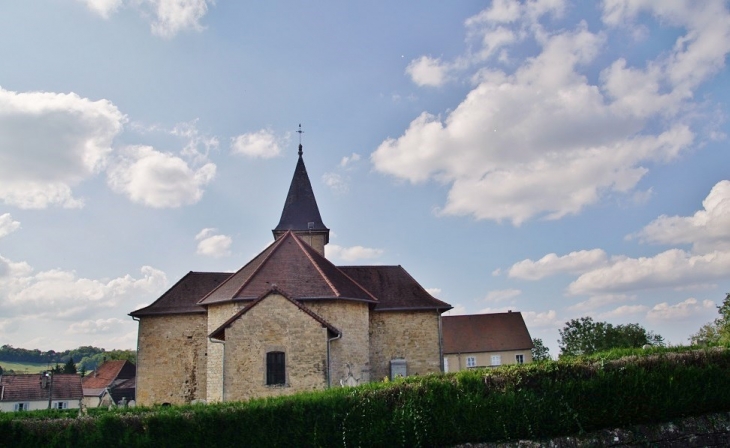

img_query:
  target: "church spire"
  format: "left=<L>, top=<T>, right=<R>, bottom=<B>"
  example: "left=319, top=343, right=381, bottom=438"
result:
left=273, top=126, right=330, bottom=255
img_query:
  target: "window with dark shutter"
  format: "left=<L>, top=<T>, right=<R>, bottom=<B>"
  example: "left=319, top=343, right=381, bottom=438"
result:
left=266, top=351, right=285, bottom=385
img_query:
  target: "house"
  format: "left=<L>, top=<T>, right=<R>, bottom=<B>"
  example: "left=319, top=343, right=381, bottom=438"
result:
left=0, top=373, right=82, bottom=412
left=130, top=143, right=452, bottom=406
left=81, top=360, right=136, bottom=408
left=442, top=312, right=534, bottom=372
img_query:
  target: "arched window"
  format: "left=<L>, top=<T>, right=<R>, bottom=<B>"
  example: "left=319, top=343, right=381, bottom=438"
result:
left=266, top=351, right=285, bottom=385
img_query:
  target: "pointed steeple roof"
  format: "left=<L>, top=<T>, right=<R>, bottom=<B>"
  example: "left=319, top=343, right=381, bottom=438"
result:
left=273, top=144, right=329, bottom=238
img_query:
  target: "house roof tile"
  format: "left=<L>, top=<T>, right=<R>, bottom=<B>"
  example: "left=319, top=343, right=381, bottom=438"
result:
left=82, top=360, right=135, bottom=391
left=338, top=266, right=452, bottom=311
left=129, top=271, right=231, bottom=317
left=442, top=312, right=534, bottom=354
left=1, top=374, right=83, bottom=402
left=199, top=232, right=378, bottom=305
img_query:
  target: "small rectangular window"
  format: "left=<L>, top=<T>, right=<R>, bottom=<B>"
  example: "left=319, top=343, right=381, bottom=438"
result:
left=443, top=357, right=449, bottom=373
left=515, top=354, right=524, bottom=364
left=491, top=355, right=502, bottom=366
left=466, top=356, right=476, bottom=368
left=14, top=402, right=28, bottom=411
left=54, top=401, right=68, bottom=410
left=266, top=351, right=285, bottom=385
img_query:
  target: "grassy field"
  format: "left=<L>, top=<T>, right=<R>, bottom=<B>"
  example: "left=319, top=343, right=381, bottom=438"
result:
left=0, top=361, right=54, bottom=374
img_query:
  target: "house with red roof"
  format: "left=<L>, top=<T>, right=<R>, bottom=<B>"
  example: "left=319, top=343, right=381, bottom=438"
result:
left=130, top=142, right=452, bottom=405
left=442, top=312, right=534, bottom=372
left=0, top=373, right=82, bottom=412
left=81, top=360, right=136, bottom=408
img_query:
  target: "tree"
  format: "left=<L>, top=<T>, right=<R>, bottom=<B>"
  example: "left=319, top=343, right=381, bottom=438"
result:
left=51, top=363, right=63, bottom=374
left=559, top=317, right=665, bottom=357
left=531, top=338, right=551, bottom=362
left=62, top=358, right=77, bottom=374
left=690, top=292, right=730, bottom=346
left=79, top=365, right=87, bottom=378
left=0, top=365, right=3, bottom=375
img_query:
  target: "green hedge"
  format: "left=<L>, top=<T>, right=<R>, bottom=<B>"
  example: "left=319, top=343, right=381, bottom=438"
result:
left=3, top=347, right=730, bottom=447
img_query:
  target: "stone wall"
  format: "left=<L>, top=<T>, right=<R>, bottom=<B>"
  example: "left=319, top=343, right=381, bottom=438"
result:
left=205, top=302, right=242, bottom=403
left=222, top=293, right=329, bottom=401
left=369, top=310, right=442, bottom=381
left=305, top=300, right=370, bottom=385
left=136, top=313, right=207, bottom=406
left=444, top=349, right=533, bottom=372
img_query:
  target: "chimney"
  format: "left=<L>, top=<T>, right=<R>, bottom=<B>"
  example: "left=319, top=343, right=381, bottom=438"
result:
left=40, top=373, right=48, bottom=389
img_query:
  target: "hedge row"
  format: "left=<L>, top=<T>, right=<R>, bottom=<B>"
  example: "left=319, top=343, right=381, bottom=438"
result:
left=2, top=347, right=730, bottom=447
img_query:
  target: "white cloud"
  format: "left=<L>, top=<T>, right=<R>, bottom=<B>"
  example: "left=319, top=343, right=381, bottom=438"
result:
left=322, top=173, right=348, bottom=193
left=568, top=294, right=635, bottom=313
left=634, top=180, right=730, bottom=253
left=326, top=244, right=384, bottom=262
left=476, top=306, right=514, bottom=314
left=508, top=249, right=608, bottom=280
left=425, top=287, right=442, bottom=297
left=406, top=56, right=450, bottom=87
left=484, top=288, right=521, bottom=302
left=374, top=1, right=730, bottom=225
left=173, top=120, right=219, bottom=165
left=0, top=86, right=125, bottom=209
left=598, top=304, right=649, bottom=320
left=0, top=214, right=20, bottom=239
left=522, top=309, right=559, bottom=328
left=78, top=0, right=123, bottom=18
left=0, top=260, right=167, bottom=321
left=66, top=317, right=127, bottom=334
left=195, top=228, right=232, bottom=257
left=568, top=249, right=730, bottom=296
left=646, top=297, right=716, bottom=322
left=107, top=145, right=216, bottom=208
left=80, top=0, right=214, bottom=38
left=340, top=153, right=361, bottom=168
left=230, top=129, right=283, bottom=159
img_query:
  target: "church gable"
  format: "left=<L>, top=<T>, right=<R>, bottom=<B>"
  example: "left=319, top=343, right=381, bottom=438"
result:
left=213, top=289, right=337, bottom=400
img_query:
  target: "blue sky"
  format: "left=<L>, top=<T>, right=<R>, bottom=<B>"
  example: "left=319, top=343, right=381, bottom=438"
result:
left=0, top=0, right=728, bottom=357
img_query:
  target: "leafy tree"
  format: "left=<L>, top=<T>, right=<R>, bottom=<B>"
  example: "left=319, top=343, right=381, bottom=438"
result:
left=559, top=317, right=665, bottom=357
left=79, top=365, right=87, bottom=378
left=690, top=292, right=730, bottom=345
left=531, top=338, right=551, bottom=362
left=62, top=358, right=77, bottom=374
left=0, top=365, right=3, bottom=375
left=51, top=363, right=63, bottom=374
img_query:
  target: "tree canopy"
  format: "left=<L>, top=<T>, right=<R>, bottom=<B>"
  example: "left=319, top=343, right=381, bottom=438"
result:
left=531, top=338, right=551, bottom=362
left=690, top=292, right=730, bottom=346
left=558, top=317, right=664, bottom=357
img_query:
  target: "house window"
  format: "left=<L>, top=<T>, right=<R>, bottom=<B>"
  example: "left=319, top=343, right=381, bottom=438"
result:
left=491, top=355, right=502, bottom=366
left=443, top=357, right=449, bottom=373
left=14, top=402, right=29, bottom=411
left=54, top=401, right=68, bottom=410
left=266, top=351, right=286, bottom=385
left=515, top=354, right=525, bottom=364
left=466, top=356, right=476, bottom=368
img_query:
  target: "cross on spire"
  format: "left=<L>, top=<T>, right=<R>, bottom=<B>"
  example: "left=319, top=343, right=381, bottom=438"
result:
left=297, top=124, right=304, bottom=156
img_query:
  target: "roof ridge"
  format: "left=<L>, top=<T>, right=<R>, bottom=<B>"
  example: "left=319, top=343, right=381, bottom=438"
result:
left=291, top=233, right=341, bottom=297
left=230, top=232, right=291, bottom=299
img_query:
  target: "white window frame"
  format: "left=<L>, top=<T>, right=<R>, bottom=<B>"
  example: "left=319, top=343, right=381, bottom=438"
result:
left=491, top=355, right=502, bottom=366
left=515, top=354, right=524, bottom=364
left=54, top=401, right=68, bottom=410
left=14, top=402, right=29, bottom=411
left=466, top=356, right=476, bottom=368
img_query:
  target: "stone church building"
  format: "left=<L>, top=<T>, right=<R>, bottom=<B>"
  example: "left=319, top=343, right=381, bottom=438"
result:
left=130, top=144, right=452, bottom=406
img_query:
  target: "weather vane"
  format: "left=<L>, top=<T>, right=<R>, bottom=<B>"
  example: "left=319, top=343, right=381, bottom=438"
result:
left=297, top=124, right=304, bottom=156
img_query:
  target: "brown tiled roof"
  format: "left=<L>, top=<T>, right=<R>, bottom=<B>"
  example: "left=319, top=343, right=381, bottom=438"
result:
left=274, top=150, right=329, bottom=239
left=0, top=374, right=83, bottom=402
left=82, top=360, right=135, bottom=391
left=442, top=312, right=534, bottom=354
left=199, top=232, right=378, bottom=305
left=338, top=266, right=452, bottom=311
left=209, top=286, right=341, bottom=340
left=130, top=271, right=231, bottom=317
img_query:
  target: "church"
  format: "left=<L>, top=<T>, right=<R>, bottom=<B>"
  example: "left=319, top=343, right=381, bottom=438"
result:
left=130, top=142, right=452, bottom=406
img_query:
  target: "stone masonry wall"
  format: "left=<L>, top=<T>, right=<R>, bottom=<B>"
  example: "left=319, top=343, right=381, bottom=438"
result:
left=223, top=293, right=329, bottom=401
left=136, top=314, right=207, bottom=406
left=206, top=302, right=242, bottom=403
left=444, top=349, right=533, bottom=372
left=304, top=301, right=370, bottom=385
left=369, top=310, right=442, bottom=381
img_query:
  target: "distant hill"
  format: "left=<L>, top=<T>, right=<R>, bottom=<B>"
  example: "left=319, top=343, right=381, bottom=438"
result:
left=0, top=345, right=135, bottom=372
